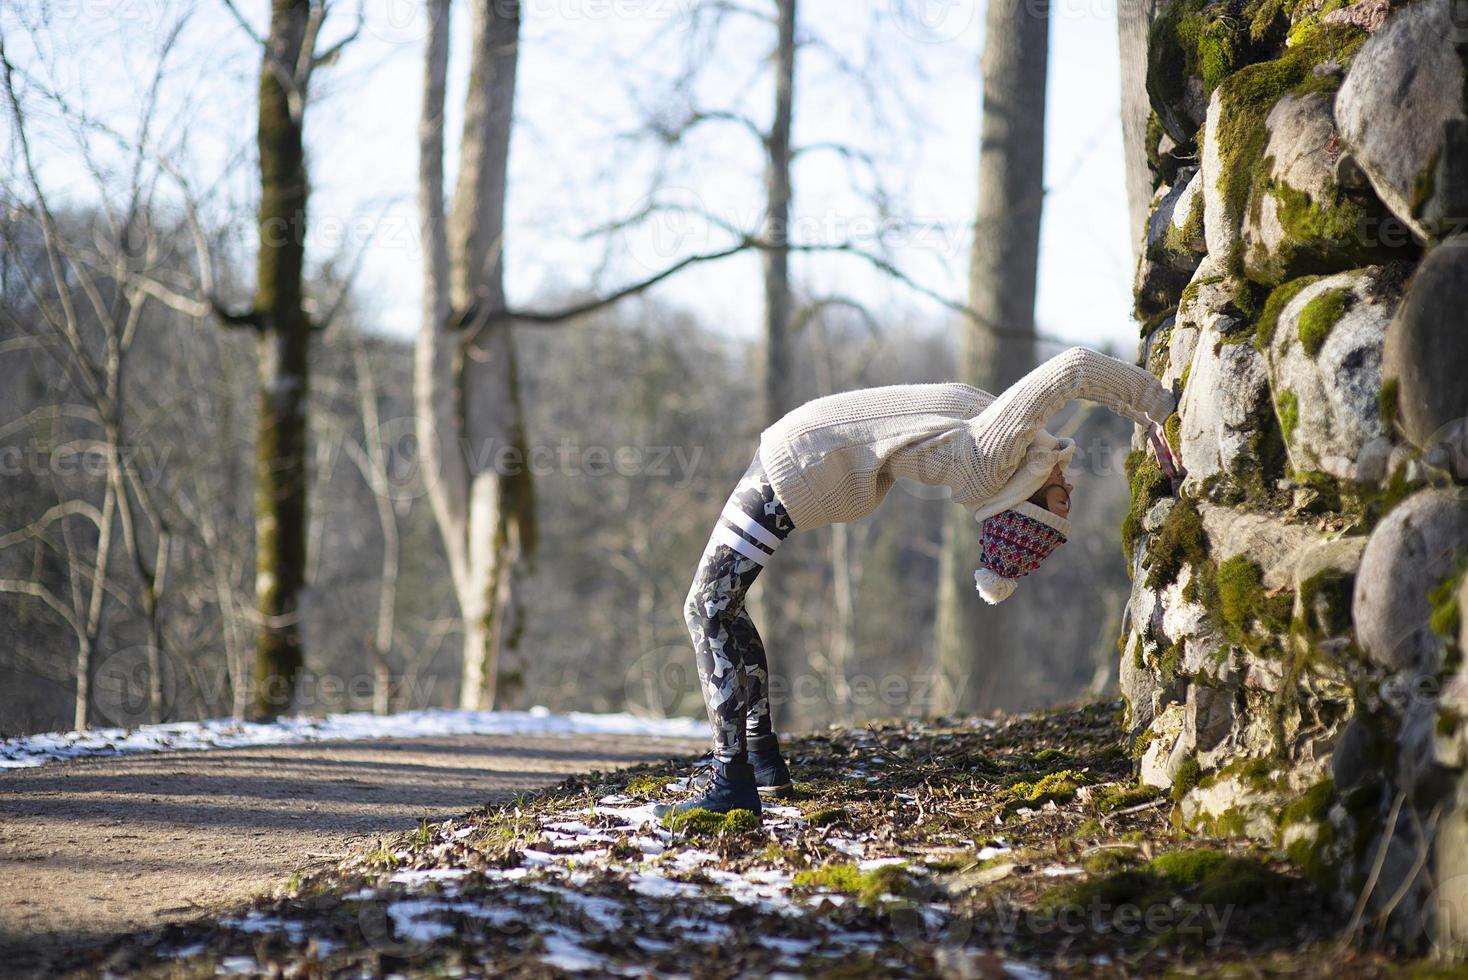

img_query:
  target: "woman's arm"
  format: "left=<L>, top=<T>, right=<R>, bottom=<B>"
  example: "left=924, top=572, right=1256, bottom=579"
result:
left=969, top=347, right=1175, bottom=481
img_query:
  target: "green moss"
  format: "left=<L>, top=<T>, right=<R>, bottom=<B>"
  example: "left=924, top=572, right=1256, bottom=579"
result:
left=1180, top=272, right=1226, bottom=309
left=1006, top=769, right=1089, bottom=806
left=1250, top=183, right=1384, bottom=286
left=1131, top=726, right=1158, bottom=761
left=1296, top=286, right=1350, bottom=355
left=1162, top=194, right=1206, bottom=258
left=1040, top=848, right=1281, bottom=936
left=1030, top=747, right=1068, bottom=765
left=794, top=861, right=911, bottom=909
left=1378, top=377, right=1400, bottom=434
left=1246, top=0, right=1286, bottom=41
left=1254, top=275, right=1323, bottom=350
left=1211, top=25, right=1367, bottom=271
left=1159, top=849, right=1276, bottom=907
left=1124, top=449, right=1172, bottom=566
left=1215, top=555, right=1293, bottom=644
left=1082, top=848, right=1136, bottom=875
left=623, top=773, right=668, bottom=797
left=1171, top=757, right=1203, bottom=802
left=1147, top=495, right=1209, bottom=590
left=1276, top=389, right=1299, bottom=447
left=1280, top=779, right=1336, bottom=888
left=1279, top=778, right=1334, bottom=828
left=1159, top=639, right=1184, bottom=684
left=1428, top=555, right=1468, bottom=641
left=1297, top=567, right=1354, bottom=639
left=1164, top=413, right=1183, bottom=455
left=660, top=807, right=760, bottom=836
left=806, top=807, right=850, bottom=828
left=1095, top=783, right=1165, bottom=814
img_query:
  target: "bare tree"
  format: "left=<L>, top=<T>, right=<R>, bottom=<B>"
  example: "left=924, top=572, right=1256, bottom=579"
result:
left=934, top=0, right=1050, bottom=714
left=417, top=0, right=537, bottom=710
left=0, top=24, right=192, bottom=728
left=216, top=0, right=360, bottom=719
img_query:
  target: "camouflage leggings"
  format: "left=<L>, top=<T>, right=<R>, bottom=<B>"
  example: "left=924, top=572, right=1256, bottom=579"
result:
left=684, top=453, right=795, bottom=764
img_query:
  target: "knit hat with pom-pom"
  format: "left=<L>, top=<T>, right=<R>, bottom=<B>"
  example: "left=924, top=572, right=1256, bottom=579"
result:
left=973, top=500, right=1070, bottom=604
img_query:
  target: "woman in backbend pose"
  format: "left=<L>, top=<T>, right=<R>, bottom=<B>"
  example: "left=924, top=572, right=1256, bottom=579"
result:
left=655, top=346, right=1179, bottom=822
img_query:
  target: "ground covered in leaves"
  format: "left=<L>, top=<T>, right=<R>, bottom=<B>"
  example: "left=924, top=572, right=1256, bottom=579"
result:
left=83, top=702, right=1442, bottom=977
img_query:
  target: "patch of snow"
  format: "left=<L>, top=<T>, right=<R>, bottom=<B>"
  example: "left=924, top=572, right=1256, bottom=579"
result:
left=1004, top=962, right=1051, bottom=979
left=703, top=868, right=799, bottom=915
left=159, top=941, right=207, bottom=959
left=216, top=956, right=258, bottom=974
left=857, top=857, right=906, bottom=871
left=587, top=803, right=661, bottom=830
left=0, top=707, right=705, bottom=769
left=765, top=936, right=816, bottom=955
left=386, top=899, right=456, bottom=943
left=537, top=886, right=625, bottom=932
left=222, top=912, right=306, bottom=943
left=1042, top=866, right=1083, bottom=877
left=667, top=917, right=734, bottom=943
left=826, top=837, right=865, bottom=858
left=597, top=794, right=633, bottom=805
left=976, top=845, right=1012, bottom=861
left=628, top=872, right=702, bottom=899
left=667, top=848, right=719, bottom=872
left=388, top=868, right=471, bottom=888
left=540, top=929, right=614, bottom=973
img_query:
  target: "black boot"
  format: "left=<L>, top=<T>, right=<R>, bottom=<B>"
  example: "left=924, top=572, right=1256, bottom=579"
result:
left=747, top=733, right=794, bottom=798
left=653, top=760, right=762, bottom=820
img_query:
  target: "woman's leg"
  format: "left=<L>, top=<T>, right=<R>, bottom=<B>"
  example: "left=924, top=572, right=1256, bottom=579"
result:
left=683, top=455, right=793, bottom=765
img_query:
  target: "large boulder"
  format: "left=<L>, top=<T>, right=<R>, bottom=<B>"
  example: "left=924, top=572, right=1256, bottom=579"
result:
left=1199, top=89, right=1239, bottom=266
left=1177, top=314, right=1271, bottom=495
left=1199, top=503, right=1327, bottom=588
left=1148, top=167, right=1206, bottom=266
left=1354, top=489, right=1468, bottom=673
left=1243, top=92, right=1390, bottom=285
left=1381, top=237, right=1468, bottom=477
left=1335, top=0, right=1468, bottom=242
left=1266, top=267, right=1396, bottom=479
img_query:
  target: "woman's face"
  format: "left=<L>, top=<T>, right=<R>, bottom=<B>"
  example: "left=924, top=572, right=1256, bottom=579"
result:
left=1040, top=464, right=1073, bottom=518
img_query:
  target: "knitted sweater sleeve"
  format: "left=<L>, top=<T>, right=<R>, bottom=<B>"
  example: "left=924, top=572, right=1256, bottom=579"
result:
left=969, top=347, right=1175, bottom=494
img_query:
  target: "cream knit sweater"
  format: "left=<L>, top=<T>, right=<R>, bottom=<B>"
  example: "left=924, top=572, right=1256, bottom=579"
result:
left=757, top=347, right=1176, bottom=531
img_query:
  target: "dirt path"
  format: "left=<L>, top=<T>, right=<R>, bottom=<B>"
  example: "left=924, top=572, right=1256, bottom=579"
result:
left=0, top=732, right=702, bottom=976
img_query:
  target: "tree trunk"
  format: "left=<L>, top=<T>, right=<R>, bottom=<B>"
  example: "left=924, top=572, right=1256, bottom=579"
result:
left=763, top=0, right=797, bottom=426
left=1118, top=0, right=1156, bottom=268
left=753, top=0, right=803, bottom=726
left=248, top=0, right=313, bottom=721
left=417, top=0, right=536, bottom=711
left=934, top=0, right=1049, bottom=715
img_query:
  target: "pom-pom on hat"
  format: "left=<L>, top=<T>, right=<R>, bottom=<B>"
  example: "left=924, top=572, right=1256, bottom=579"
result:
left=973, top=500, right=1070, bottom=604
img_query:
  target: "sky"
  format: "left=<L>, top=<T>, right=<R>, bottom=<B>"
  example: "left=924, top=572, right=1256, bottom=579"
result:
left=3, top=0, right=1136, bottom=351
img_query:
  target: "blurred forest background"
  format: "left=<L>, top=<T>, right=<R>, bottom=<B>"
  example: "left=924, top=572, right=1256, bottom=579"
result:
left=0, top=0, right=1147, bottom=737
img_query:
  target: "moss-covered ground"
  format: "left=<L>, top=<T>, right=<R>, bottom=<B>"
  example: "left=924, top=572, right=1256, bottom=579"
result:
left=70, top=701, right=1443, bottom=977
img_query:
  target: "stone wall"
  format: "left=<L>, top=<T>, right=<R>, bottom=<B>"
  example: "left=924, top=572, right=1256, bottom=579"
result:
left=1123, top=0, right=1468, bottom=950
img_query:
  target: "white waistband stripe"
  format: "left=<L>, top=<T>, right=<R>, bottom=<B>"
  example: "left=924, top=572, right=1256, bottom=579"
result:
left=713, top=524, right=769, bottom=565
left=720, top=505, right=783, bottom=551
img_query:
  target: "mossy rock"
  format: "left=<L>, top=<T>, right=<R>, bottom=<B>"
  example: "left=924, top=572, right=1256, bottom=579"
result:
left=1200, top=24, right=1368, bottom=272
left=1039, top=848, right=1288, bottom=945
